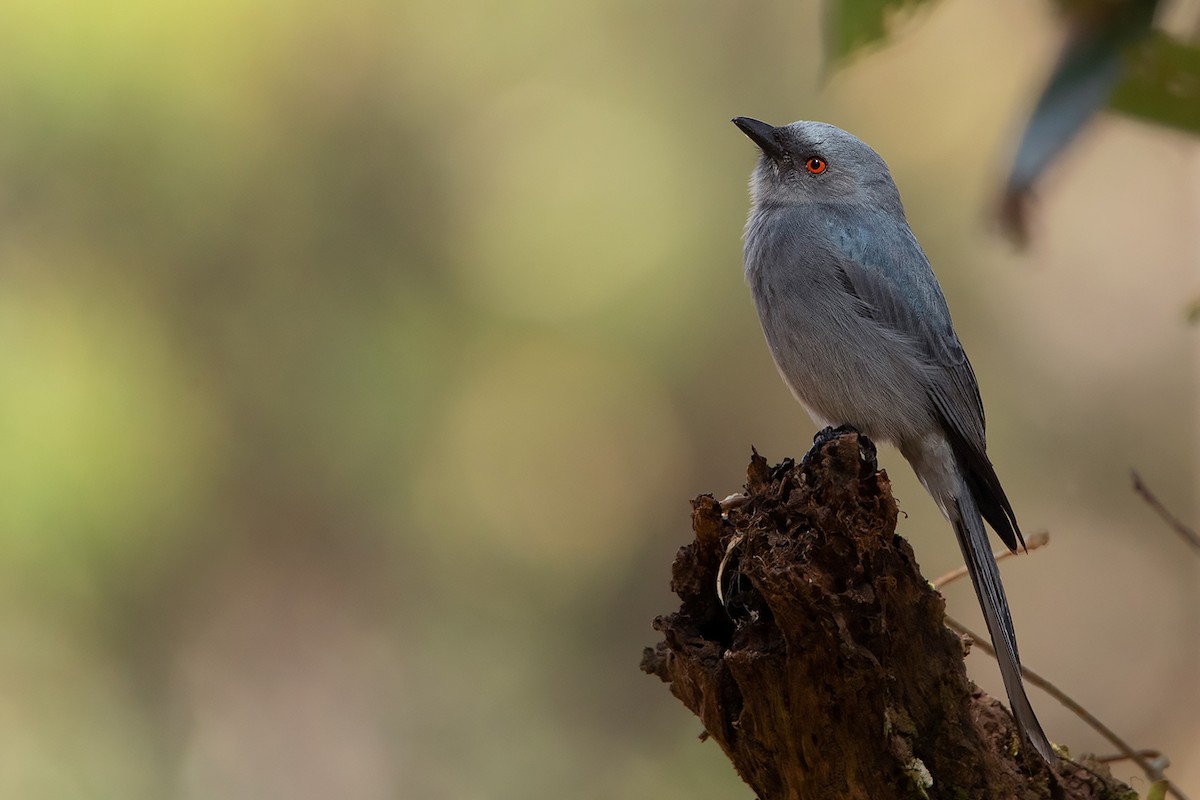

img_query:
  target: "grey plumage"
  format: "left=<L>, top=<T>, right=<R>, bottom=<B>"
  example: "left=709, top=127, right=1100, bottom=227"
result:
left=734, top=117, right=1055, bottom=764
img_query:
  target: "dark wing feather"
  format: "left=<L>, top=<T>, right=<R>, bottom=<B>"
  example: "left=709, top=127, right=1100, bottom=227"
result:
left=932, top=393, right=1024, bottom=552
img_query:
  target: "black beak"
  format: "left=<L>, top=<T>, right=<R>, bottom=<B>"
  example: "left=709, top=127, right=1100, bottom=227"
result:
left=733, top=117, right=784, bottom=160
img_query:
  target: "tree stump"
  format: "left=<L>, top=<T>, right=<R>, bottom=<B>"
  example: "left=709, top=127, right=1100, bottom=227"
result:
left=641, top=431, right=1130, bottom=799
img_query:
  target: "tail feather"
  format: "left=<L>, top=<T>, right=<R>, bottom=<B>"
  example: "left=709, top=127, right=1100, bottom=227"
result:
left=939, top=407, right=1025, bottom=553
left=951, top=492, right=1056, bottom=764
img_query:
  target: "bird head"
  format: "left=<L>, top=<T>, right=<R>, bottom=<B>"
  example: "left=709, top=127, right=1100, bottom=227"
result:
left=732, top=118, right=902, bottom=211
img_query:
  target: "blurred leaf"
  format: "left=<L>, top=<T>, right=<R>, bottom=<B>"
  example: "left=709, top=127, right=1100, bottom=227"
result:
left=825, top=0, right=935, bottom=65
left=1146, top=780, right=1168, bottom=800
left=1186, top=296, right=1200, bottom=325
left=998, top=0, right=1159, bottom=242
left=1109, top=32, right=1200, bottom=135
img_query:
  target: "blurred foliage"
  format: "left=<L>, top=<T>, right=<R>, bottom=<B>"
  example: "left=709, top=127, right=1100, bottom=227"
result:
left=0, top=1, right=758, bottom=797
left=999, top=0, right=1160, bottom=240
left=827, top=0, right=1200, bottom=243
left=828, top=0, right=1200, bottom=137
left=824, top=0, right=935, bottom=63
left=0, top=1, right=1194, bottom=799
left=1110, top=31, right=1200, bottom=134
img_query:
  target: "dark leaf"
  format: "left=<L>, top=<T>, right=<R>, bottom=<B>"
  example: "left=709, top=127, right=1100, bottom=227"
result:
left=824, top=0, right=936, bottom=66
left=1109, top=32, right=1200, bottom=135
left=998, top=0, right=1159, bottom=242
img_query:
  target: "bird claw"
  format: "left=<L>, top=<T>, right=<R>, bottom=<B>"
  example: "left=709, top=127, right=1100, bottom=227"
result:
left=802, top=425, right=877, bottom=479
left=856, top=435, right=878, bottom=478
left=802, top=424, right=858, bottom=463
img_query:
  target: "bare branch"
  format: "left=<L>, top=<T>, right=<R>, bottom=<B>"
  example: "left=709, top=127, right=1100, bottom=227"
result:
left=946, top=615, right=1189, bottom=800
left=931, top=530, right=1050, bottom=590
left=1094, top=749, right=1166, bottom=766
left=1131, top=471, right=1200, bottom=553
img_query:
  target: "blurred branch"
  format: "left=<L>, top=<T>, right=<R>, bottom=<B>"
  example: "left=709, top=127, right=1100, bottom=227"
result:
left=1094, top=748, right=1164, bottom=765
left=946, top=616, right=1189, bottom=800
left=936, top=505, right=1190, bottom=797
left=643, top=434, right=1133, bottom=799
left=1131, top=470, right=1200, bottom=553
left=931, top=530, right=1050, bottom=590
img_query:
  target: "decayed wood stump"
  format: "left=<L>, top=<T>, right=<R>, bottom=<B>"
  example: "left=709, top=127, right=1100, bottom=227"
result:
left=642, top=431, right=1129, bottom=799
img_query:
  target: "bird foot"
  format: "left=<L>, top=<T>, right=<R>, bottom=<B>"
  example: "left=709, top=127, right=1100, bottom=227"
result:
left=803, top=425, right=878, bottom=478
left=803, top=425, right=858, bottom=462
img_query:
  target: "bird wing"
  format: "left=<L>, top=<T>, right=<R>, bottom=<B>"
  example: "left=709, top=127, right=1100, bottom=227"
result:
left=819, top=204, right=1048, bottom=760
left=823, top=204, right=1024, bottom=552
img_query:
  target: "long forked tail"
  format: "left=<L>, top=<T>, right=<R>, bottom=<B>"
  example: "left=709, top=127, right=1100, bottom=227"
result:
left=951, top=489, right=1056, bottom=764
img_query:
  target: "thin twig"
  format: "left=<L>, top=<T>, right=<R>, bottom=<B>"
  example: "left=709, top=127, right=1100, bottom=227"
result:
left=716, top=532, right=745, bottom=606
left=1094, top=749, right=1165, bottom=766
left=931, top=530, right=1050, bottom=590
left=946, top=615, right=1189, bottom=800
left=1132, top=471, right=1200, bottom=553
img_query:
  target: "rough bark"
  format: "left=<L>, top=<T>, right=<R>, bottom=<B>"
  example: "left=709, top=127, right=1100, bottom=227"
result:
left=641, top=431, right=1133, bottom=800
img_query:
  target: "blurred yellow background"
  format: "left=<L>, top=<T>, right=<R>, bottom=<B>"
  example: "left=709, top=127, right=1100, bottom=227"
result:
left=0, top=0, right=1195, bottom=797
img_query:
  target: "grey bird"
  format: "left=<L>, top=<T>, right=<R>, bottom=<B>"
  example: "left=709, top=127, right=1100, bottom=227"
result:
left=732, top=117, right=1055, bottom=764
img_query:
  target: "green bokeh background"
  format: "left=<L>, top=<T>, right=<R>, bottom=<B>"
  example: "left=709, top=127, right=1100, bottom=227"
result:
left=0, top=1, right=1196, bottom=798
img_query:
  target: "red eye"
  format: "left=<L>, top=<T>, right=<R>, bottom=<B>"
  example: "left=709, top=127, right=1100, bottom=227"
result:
left=805, top=157, right=827, bottom=174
